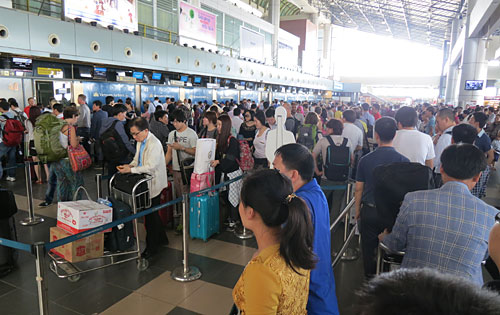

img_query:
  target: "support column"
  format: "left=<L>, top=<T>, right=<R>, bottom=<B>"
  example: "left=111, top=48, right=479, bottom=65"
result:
left=457, top=37, right=488, bottom=107
left=323, top=24, right=332, bottom=60
left=445, top=64, right=458, bottom=105
left=270, top=0, right=280, bottom=66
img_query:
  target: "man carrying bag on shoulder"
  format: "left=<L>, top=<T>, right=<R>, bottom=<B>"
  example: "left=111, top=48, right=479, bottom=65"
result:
left=164, top=109, right=197, bottom=230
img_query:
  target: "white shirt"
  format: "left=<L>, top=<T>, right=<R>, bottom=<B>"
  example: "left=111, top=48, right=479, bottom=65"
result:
left=231, top=115, right=243, bottom=133
left=253, top=128, right=269, bottom=159
left=148, top=102, right=156, bottom=114
left=434, top=126, right=454, bottom=173
left=342, top=123, right=363, bottom=150
left=393, top=129, right=436, bottom=165
left=129, top=132, right=167, bottom=198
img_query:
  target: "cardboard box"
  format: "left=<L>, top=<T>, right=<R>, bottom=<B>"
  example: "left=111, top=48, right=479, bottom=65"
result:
left=57, top=200, right=113, bottom=234
left=50, top=227, right=104, bottom=263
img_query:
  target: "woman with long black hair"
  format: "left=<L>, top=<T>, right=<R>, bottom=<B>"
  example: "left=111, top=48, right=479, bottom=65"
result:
left=232, top=169, right=315, bottom=313
left=210, top=114, right=241, bottom=229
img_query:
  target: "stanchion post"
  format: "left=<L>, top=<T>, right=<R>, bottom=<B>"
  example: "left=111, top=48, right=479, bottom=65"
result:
left=171, top=193, right=202, bottom=282
left=34, top=242, right=49, bottom=315
left=20, top=161, right=44, bottom=226
left=341, top=183, right=358, bottom=261
left=234, top=225, right=254, bottom=239
left=96, top=174, right=102, bottom=199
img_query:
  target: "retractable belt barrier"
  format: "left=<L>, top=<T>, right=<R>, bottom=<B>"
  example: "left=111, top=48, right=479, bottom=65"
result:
left=0, top=173, right=245, bottom=252
left=0, top=173, right=245, bottom=315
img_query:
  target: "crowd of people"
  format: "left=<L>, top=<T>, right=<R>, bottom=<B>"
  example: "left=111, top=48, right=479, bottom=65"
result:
left=2, top=94, right=500, bottom=313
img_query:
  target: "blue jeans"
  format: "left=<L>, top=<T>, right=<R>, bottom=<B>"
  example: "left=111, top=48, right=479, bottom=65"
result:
left=45, top=163, right=57, bottom=204
left=0, top=143, right=16, bottom=178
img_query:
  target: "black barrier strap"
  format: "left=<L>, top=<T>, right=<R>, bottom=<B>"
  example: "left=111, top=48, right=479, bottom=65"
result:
left=3, top=162, right=37, bottom=172
left=43, top=174, right=244, bottom=251
left=321, top=185, right=348, bottom=191
left=0, top=237, right=32, bottom=252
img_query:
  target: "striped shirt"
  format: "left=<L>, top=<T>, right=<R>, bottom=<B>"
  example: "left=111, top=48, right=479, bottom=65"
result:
left=383, top=181, right=498, bottom=285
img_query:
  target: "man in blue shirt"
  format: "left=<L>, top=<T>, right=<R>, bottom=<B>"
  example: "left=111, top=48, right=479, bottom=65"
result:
left=360, top=103, right=375, bottom=127
left=380, top=143, right=498, bottom=285
left=469, top=112, right=494, bottom=198
left=273, top=143, right=339, bottom=315
left=355, top=117, right=409, bottom=278
left=90, top=100, right=108, bottom=165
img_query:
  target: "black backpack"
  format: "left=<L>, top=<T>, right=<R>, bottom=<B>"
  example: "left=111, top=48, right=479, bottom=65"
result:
left=297, top=124, right=317, bottom=151
left=101, top=120, right=129, bottom=162
left=324, top=137, right=350, bottom=182
left=373, top=162, right=436, bottom=231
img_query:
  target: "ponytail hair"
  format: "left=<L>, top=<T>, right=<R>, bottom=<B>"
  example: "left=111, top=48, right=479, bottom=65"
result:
left=240, top=169, right=316, bottom=273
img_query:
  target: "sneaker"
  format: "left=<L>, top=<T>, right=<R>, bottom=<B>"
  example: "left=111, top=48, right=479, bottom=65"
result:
left=39, top=201, right=51, bottom=207
left=5, top=177, right=15, bottom=182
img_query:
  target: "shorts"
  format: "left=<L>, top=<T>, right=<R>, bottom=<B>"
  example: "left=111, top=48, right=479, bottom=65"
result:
left=29, top=140, right=37, bottom=157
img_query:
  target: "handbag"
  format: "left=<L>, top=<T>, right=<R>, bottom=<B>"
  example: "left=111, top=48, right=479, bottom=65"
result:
left=67, top=126, right=92, bottom=172
left=190, top=171, right=214, bottom=193
left=174, top=131, right=194, bottom=185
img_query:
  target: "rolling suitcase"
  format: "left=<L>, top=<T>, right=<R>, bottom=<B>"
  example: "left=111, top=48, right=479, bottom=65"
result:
left=104, top=196, right=135, bottom=252
left=189, top=192, right=220, bottom=241
left=159, top=183, right=174, bottom=227
left=0, top=189, right=18, bottom=277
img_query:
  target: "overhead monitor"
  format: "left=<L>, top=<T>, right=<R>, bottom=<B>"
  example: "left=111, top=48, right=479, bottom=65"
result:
left=93, top=67, right=107, bottom=79
left=152, top=73, right=162, bottom=81
left=65, top=0, right=138, bottom=32
left=193, top=76, right=202, bottom=84
left=11, top=57, right=32, bottom=71
left=180, top=75, right=189, bottom=82
left=465, top=80, right=483, bottom=90
left=133, top=71, right=144, bottom=80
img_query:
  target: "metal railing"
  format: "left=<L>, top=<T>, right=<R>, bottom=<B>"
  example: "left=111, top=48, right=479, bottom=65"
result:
left=329, top=182, right=360, bottom=269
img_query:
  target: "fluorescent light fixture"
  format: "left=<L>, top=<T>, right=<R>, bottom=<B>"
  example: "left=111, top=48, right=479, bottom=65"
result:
left=488, top=60, right=500, bottom=67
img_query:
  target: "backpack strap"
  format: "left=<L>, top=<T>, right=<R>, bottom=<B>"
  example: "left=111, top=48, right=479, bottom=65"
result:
left=326, top=135, right=336, bottom=147
left=341, top=137, right=348, bottom=147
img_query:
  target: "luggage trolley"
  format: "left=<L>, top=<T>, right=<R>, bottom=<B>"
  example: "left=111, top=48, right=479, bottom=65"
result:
left=48, top=175, right=152, bottom=282
left=376, top=242, right=405, bottom=275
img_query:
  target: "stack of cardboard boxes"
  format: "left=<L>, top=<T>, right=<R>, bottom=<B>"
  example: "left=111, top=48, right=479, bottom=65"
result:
left=50, top=200, right=113, bottom=263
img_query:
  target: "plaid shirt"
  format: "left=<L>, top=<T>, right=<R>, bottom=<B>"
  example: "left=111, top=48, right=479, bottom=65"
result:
left=383, top=181, right=498, bottom=285
left=471, top=166, right=490, bottom=199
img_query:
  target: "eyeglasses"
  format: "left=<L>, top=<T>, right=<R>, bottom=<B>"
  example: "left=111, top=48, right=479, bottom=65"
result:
left=131, top=129, right=145, bottom=137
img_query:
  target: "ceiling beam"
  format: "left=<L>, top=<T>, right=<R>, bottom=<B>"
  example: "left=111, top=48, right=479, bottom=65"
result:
left=398, top=0, right=412, bottom=39
left=330, top=0, right=358, bottom=27
left=374, top=0, right=394, bottom=36
left=354, top=2, right=377, bottom=32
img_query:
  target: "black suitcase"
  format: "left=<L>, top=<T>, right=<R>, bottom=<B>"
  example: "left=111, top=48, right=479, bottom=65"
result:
left=0, top=217, right=18, bottom=277
left=104, top=196, right=135, bottom=252
left=0, top=189, right=18, bottom=219
left=112, top=173, right=149, bottom=209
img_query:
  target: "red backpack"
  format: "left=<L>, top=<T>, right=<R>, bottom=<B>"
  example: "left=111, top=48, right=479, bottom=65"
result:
left=227, top=136, right=254, bottom=172
left=2, top=116, right=24, bottom=147
left=236, top=139, right=254, bottom=172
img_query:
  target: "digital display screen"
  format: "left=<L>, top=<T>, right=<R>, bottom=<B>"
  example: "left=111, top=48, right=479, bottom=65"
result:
left=193, top=77, right=202, bottom=84
left=65, top=0, right=138, bottom=32
left=180, top=75, right=189, bottom=82
left=465, top=80, right=483, bottom=90
left=133, top=72, right=144, bottom=80
left=11, top=57, right=32, bottom=70
left=240, top=81, right=245, bottom=86
left=152, top=73, right=162, bottom=80
left=93, top=67, right=107, bottom=78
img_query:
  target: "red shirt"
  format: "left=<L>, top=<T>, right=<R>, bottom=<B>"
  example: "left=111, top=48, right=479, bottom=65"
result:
left=24, top=106, right=31, bottom=118
left=373, top=112, right=382, bottom=121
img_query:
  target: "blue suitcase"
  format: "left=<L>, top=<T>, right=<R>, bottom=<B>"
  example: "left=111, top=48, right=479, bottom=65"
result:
left=190, top=192, right=220, bottom=241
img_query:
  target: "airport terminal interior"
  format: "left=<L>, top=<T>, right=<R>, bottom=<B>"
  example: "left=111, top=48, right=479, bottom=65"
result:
left=1, top=0, right=500, bottom=314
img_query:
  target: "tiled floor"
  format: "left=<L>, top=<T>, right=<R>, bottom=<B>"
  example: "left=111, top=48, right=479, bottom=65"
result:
left=0, top=165, right=498, bottom=314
